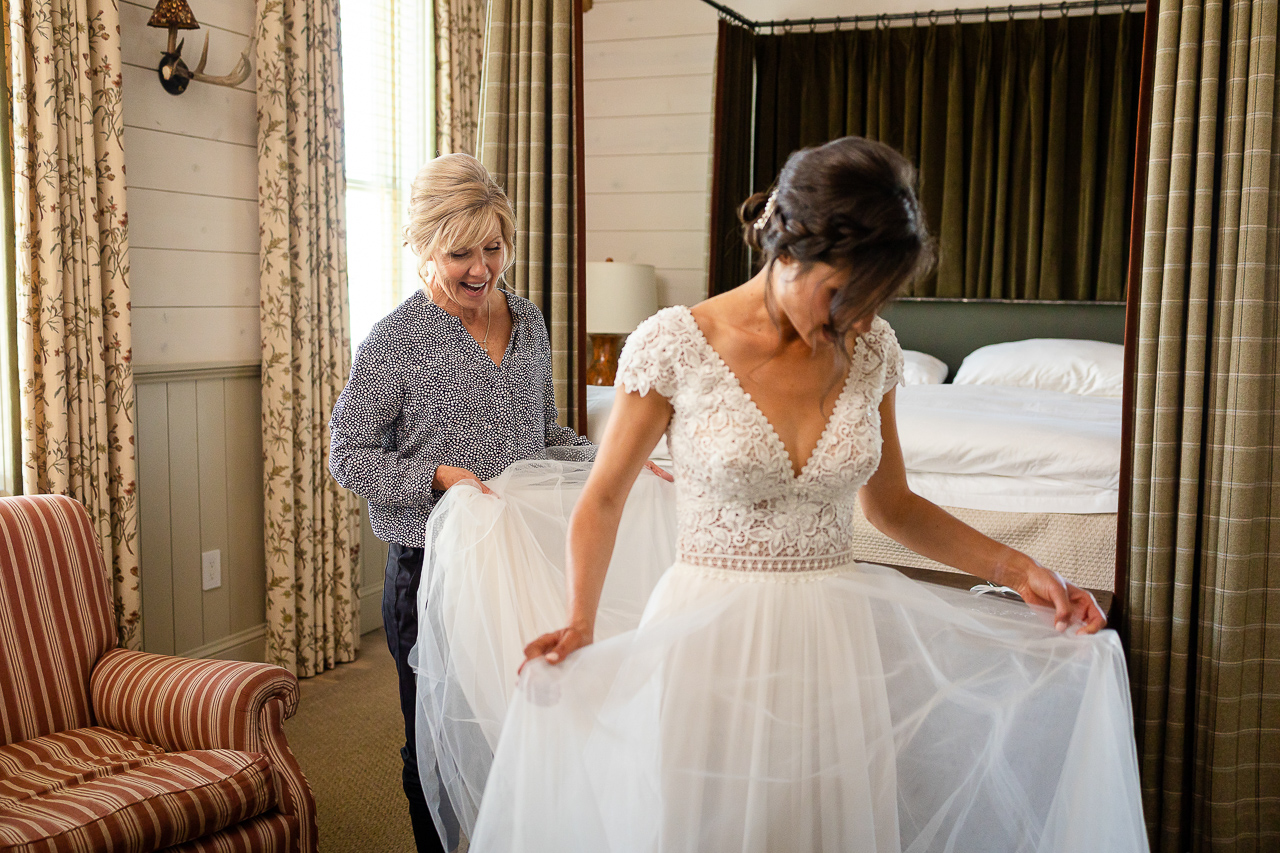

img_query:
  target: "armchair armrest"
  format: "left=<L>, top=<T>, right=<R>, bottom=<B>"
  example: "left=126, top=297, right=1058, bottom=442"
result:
left=92, top=648, right=298, bottom=753
left=91, top=648, right=317, bottom=853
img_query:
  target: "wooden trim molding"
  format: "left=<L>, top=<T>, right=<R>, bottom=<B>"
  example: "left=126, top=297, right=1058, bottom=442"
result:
left=134, top=361, right=262, bottom=384
left=183, top=623, right=267, bottom=662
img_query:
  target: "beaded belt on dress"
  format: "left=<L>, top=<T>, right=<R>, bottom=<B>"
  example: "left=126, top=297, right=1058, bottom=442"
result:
left=677, top=550, right=855, bottom=573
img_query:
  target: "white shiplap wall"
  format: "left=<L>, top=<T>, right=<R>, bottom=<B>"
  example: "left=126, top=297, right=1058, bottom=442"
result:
left=121, top=0, right=268, bottom=658
left=123, top=1, right=385, bottom=660
left=582, top=0, right=720, bottom=309
left=121, top=0, right=260, bottom=366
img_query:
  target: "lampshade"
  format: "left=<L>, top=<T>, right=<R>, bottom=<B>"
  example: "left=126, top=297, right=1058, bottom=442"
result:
left=148, top=0, right=199, bottom=29
left=586, top=262, right=658, bottom=335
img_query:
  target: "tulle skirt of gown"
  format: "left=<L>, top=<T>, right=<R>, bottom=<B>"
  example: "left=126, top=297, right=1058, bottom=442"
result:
left=416, top=461, right=1148, bottom=853
left=411, top=460, right=678, bottom=840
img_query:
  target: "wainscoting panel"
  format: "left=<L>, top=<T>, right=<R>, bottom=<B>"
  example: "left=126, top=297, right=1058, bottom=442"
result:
left=137, top=364, right=387, bottom=661
left=136, top=364, right=266, bottom=660
left=361, top=502, right=388, bottom=638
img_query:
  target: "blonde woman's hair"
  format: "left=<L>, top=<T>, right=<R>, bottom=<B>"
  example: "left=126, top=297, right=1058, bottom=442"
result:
left=404, top=154, right=516, bottom=286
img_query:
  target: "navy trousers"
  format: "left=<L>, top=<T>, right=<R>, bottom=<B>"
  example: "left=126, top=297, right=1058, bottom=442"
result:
left=384, top=543, right=458, bottom=853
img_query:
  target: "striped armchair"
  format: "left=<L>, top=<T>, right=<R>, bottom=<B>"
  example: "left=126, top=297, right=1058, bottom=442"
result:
left=0, top=495, right=317, bottom=853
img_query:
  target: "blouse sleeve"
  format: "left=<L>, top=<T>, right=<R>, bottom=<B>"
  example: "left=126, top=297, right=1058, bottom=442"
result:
left=615, top=307, right=684, bottom=399
left=328, top=334, right=439, bottom=507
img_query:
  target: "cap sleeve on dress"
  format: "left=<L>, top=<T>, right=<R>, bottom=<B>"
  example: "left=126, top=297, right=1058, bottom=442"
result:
left=872, top=316, right=904, bottom=396
left=615, top=307, right=685, bottom=399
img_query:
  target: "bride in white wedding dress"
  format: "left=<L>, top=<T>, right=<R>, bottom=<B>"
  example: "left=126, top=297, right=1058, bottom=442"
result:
left=418, top=136, right=1148, bottom=852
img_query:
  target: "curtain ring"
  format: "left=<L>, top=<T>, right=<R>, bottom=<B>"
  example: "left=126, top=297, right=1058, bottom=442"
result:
left=928, top=9, right=939, bottom=25
left=808, top=17, right=816, bottom=32
left=1060, top=1, right=1069, bottom=18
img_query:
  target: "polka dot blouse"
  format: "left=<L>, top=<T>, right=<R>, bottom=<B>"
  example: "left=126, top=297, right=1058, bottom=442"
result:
left=329, top=289, right=593, bottom=548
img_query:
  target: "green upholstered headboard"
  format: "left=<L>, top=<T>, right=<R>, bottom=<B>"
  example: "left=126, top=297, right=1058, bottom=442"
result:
left=880, top=299, right=1127, bottom=380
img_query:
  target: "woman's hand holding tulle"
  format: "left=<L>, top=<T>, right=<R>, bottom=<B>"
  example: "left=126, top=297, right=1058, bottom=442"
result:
left=433, top=464, right=495, bottom=495
left=643, top=460, right=674, bottom=481
left=1006, top=560, right=1107, bottom=635
left=520, top=625, right=593, bottom=672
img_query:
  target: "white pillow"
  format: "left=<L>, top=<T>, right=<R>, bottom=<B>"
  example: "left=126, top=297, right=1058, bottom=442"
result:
left=952, top=338, right=1125, bottom=397
left=901, top=350, right=948, bottom=385
left=585, top=385, right=672, bottom=460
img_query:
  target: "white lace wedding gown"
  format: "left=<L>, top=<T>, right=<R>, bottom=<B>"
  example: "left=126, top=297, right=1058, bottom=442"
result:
left=429, top=307, right=1148, bottom=852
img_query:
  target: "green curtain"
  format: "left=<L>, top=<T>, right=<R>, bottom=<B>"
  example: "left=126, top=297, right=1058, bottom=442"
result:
left=477, top=0, right=580, bottom=428
left=709, top=20, right=755, bottom=295
left=1124, top=0, right=1280, bottom=849
left=730, top=11, right=1142, bottom=300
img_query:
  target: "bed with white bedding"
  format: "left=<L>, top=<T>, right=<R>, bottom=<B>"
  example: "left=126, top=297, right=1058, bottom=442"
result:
left=587, top=327, right=1124, bottom=594
left=853, top=381, right=1121, bottom=591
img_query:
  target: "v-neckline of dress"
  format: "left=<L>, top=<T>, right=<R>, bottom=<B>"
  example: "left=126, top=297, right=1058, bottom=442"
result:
left=680, top=306, right=857, bottom=481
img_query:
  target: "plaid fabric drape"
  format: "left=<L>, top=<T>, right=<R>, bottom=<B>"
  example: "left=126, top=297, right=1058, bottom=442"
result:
left=436, top=0, right=486, bottom=155
left=8, top=0, right=139, bottom=648
left=1124, top=1, right=1280, bottom=849
left=256, top=0, right=361, bottom=677
left=476, top=0, right=580, bottom=429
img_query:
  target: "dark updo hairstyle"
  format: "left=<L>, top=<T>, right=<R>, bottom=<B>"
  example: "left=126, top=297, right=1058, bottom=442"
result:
left=740, top=136, right=935, bottom=358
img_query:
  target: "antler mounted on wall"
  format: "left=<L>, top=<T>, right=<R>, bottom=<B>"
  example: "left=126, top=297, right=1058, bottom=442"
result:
left=147, top=0, right=255, bottom=95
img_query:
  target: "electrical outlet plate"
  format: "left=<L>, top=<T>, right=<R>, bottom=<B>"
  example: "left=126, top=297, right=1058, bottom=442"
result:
left=202, top=549, right=222, bottom=591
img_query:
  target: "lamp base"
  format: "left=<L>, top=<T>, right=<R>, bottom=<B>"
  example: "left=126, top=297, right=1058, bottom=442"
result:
left=587, top=333, right=625, bottom=386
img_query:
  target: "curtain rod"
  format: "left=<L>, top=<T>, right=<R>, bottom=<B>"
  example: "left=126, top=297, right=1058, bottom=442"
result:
left=699, top=0, right=1137, bottom=32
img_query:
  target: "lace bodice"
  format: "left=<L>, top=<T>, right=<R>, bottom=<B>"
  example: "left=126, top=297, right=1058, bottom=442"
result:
left=616, top=307, right=903, bottom=572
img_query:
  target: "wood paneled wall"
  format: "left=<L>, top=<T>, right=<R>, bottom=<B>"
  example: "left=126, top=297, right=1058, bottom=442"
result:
left=135, top=365, right=266, bottom=658
left=123, top=0, right=384, bottom=660
left=582, top=0, right=719, bottom=308
left=121, top=0, right=260, bottom=365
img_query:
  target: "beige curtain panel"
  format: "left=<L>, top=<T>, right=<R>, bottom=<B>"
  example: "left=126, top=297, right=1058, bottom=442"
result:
left=256, top=0, right=360, bottom=677
left=477, top=0, right=580, bottom=429
left=9, top=0, right=140, bottom=648
left=436, top=0, right=487, bottom=155
left=1125, top=1, right=1279, bottom=850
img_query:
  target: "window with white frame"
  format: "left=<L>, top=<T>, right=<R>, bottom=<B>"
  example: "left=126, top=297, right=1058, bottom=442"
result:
left=340, top=0, right=434, bottom=348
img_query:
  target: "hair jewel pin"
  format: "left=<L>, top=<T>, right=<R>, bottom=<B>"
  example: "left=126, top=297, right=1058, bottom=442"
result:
left=753, top=190, right=778, bottom=231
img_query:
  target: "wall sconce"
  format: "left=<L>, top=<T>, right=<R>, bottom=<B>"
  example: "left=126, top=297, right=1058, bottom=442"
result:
left=148, top=0, right=255, bottom=95
left=586, top=260, right=658, bottom=386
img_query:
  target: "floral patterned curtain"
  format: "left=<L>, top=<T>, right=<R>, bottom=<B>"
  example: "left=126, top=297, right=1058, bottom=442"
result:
left=8, top=0, right=139, bottom=648
left=436, top=0, right=486, bottom=155
left=256, top=0, right=360, bottom=677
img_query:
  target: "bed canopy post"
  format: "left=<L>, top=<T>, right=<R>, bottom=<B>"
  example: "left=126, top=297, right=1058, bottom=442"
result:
left=1112, top=0, right=1158, bottom=630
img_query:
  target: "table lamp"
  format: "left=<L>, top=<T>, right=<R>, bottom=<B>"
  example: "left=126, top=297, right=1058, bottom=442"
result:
left=586, top=260, right=658, bottom=385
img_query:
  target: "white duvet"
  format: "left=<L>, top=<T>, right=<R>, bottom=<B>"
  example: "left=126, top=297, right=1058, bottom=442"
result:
left=894, top=384, right=1121, bottom=513
left=587, top=383, right=1121, bottom=514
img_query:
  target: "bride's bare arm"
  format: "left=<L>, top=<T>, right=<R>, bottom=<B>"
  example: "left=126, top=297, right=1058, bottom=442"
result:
left=858, top=388, right=1106, bottom=635
left=521, top=387, right=674, bottom=668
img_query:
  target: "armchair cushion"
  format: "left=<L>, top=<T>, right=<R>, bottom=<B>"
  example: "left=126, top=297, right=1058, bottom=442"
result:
left=0, top=727, right=276, bottom=852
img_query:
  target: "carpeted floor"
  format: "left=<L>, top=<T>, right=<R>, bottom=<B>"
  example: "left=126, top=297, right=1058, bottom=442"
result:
left=283, top=627, right=417, bottom=853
